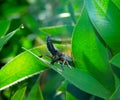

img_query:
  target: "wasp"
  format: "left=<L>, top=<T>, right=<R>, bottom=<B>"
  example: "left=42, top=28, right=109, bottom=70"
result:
left=47, top=36, right=73, bottom=70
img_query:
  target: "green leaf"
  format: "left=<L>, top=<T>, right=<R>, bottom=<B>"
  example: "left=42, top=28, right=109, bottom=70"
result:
left=0, top=46, right=48, bottom=91
left=85, top=0, right=120, bottom=54
left=110, top=53, right=120, bottom=68
left=11, top=86, right=27, bottom=100
left=49, top=65, right=111, bottom=99
left=0, top=44, right=70, bottom=91
left=57, top=80, right=68, bottom=92
left=0, top=20, right=11, bottom=37
left=72, top=9, right=115, bottom=98
left=20, top=47, right=112, bottom=99
left=0, top=28, right=20, bottom=51
left=39, top=25, right=73, bottom=37
left=109, top=87, right=120, bottom=100
left=66, top=91, right=77, bottom=100
left=0, top=44, right=113, bottom=99
left=41, top=70, right=64, bottom=95
left=27, top=81, right=44, bottom=100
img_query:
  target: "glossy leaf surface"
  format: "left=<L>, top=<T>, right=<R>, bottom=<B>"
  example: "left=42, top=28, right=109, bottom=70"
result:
left=85, top=0, right=120, bottom=54
left=72, top=9, right=115, bottom=98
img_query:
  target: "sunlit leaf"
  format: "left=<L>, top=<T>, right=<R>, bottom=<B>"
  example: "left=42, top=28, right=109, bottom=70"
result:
left=0, top=45, right=71, bottom=91
left=0, top=43, right=112, bottom=99
left=20, top=47, right=112, bottom=99
left=0, top=46, right=48, bottom=91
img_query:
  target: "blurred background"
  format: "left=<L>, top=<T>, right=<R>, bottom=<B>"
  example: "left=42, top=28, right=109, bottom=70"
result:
left=0, top=0, right=83, bottom=65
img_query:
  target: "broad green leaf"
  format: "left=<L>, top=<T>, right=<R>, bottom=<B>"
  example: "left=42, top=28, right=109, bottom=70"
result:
left=0, top=46, right=48, bottom=91
left=20, top=47, right=112, bottom=99
left=110, top=53, right=120, bottom=68
left=72, top=9, right=115, bottom=98
left=11, top=87, right=27, bottom=100
left=0, top=28, right=20, bottom=51
left=85, top=0, right=120, bottom=54
left=0, top=44, right=112, bottom=99
left=0, top=20, right=11, bottom=37
left=0, top=45, right=71, bottom=91
left=44, top=65, right=111, bottom=99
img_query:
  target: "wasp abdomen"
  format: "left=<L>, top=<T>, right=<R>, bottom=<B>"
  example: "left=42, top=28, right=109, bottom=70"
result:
left=47, top=36, right=57, bottom=56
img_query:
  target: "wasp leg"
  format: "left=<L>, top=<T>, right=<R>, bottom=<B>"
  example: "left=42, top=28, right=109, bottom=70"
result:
left=61, top=59, right=66, bottom=70
left=39, top=54, right=53, bottom=59
left=51, top=56, right=60, bottom=65
left=65, top=60, right=72, bottom=69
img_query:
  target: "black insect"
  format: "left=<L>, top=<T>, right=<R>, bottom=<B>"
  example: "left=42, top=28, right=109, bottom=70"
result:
left=47, top=36, right=72, bottom=70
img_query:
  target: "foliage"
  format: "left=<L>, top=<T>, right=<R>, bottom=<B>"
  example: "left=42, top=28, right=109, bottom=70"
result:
left=0, top=0, right=120, bottom=100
